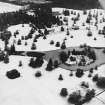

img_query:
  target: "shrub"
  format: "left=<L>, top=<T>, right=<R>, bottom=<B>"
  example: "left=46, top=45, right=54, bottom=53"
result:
left=94, top=66, right=98, bottom=70
left=69, top=71, right=73, bottom=76
left=94, top=37, right=97, bottom=40
left=50, top=40, right=54, bottom=45
left=89, top=68, right=94, bottom=73
left=92, top=74, right=98, bottom=82
left=59, top=51, right=68, bottom=63
left=25, top=42, right=28, bottom=46
left=21, top=36, right=24, bottom=40
left=19, top=61, right=22, bottom=67
left=70, top=35, right=73, bottom=38
left=33, top=38, right=37, bottom=42
left=76, top=69, right=84, bottom=78
left=83, top=10, right=87, bottom=15
left=15, top=30, right=19, bottom=35
left=87, top=31, right=92, bottom=37
left=88, top=73, right=92, bottom=78
left=6, top=69, right=21, bottom=79
left=67, top=30, right=70, bottom=35
left=68, top=90, right=81, bottom=104
left=63, top=17, right=68, bottom=22
left=55, top=42, right=60, bottom=47
left=35, top=71, right=42, bottom=77
left=61, top=26, right=64, bottom=31
left=98, top=30, right=102, bottom=34
left=60, top=88, right=68, bottom=97
left=96, top=77, right=105, bottom=88
left=22, top=24, right=24, bottom=27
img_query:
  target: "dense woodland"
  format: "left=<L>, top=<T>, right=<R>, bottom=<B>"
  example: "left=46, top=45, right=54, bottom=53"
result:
left=0, top=7, right=61, bottom=31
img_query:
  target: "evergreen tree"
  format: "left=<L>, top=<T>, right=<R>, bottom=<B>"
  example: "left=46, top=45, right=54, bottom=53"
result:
left=17, top=39, right=21, bottom=45
left=31, top=43, right=36, bottom=50
left=29, top=58, right=34, bottom=67
left=61, top=42, right=66, bottom=49
left=4, top=54, right=9, bottom=64
left=43, top=35, right=47, bottom=39
left=10, top=44, right=16, bottom=54
left=60, top=88, right=68, bottom=97
left=0, top=51, right=5, bottom=61
left=44, top=28, right=49, bottom=35
left=46, top=58, right=53, bottom=71
left=19, top=60, right=22, bottom=67
left=54, top=60, right=59, bottom=68
left=68, top=50, right=71, bottom=57
left=50, top=40, right=54, bottom=45
left=69, top=71, right=73, bottom=76
left=58, top=74, right=63, bottom=81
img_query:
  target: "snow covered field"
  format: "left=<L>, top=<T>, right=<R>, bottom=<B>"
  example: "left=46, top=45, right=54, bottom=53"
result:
left=0, top=55, right=105, bottom=105
left=0, top=4, right=105, bottom=105
left=6, top=8, right=105, bottom=52
left=0, top=2, right=22, bottom=13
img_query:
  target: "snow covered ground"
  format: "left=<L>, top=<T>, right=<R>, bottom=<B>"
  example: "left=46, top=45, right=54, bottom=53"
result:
left=5, top=8, right=105, bottom=52
left=0, top=55, right=105, bottom=105
left=0, top=2, right=22, bottom=13
left=0, top=6, right=105, bottom=105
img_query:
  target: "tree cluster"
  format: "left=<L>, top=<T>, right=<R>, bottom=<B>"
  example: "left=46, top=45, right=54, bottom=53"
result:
left=6, top=69, right=21, bottom=79
left=68, top=89, right=95, bottom=105
left=0, top=7, right=61, bottom=31
left=29, top=57, right=44, bottom=68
